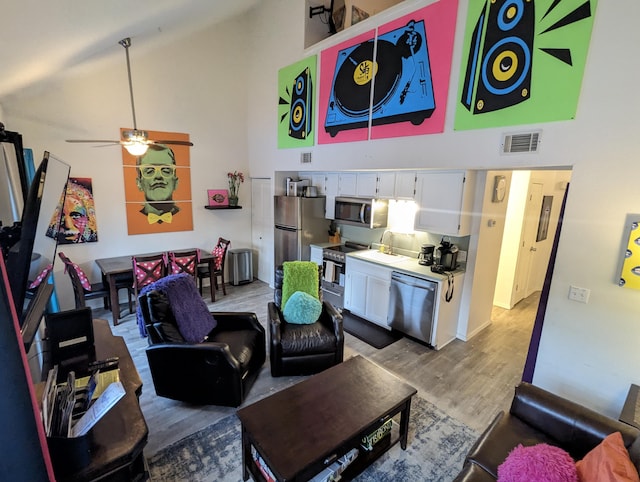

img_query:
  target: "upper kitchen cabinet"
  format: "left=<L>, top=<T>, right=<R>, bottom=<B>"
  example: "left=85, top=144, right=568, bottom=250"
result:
left=356, top=172, right=379, bottom=197
left=338, top=173, right=358, bottom=196
left=360, top=171, right=416, bottom=199
left=393, top=171, right=416, bottom=199
left=414, top=170, right=477, bottom=236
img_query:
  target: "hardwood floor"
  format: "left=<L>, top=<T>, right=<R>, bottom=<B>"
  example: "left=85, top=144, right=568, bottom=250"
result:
left=94, top=280, right=538, bottom=456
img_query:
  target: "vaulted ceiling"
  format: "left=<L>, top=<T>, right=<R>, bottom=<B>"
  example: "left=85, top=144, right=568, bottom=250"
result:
left=0, top=0, right=262, bottom=101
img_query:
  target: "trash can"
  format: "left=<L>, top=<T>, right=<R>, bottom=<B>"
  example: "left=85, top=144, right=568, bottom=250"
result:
left=229, top=248, right=253, bottom=285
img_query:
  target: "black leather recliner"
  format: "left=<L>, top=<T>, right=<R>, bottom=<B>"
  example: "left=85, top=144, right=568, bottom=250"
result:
left=268, top=265, right=344, bottom=377
left=139, top=289, right=265, bottom=406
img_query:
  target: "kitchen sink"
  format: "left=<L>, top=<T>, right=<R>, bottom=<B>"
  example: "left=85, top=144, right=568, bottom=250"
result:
left=356, top=250, right=408, bottom=264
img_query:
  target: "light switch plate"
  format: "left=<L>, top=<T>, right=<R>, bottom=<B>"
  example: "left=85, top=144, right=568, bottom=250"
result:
left=569, top=285, right=590, bottom=303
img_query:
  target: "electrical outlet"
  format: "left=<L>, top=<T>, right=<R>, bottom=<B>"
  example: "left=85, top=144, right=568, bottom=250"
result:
left=568, top=285, right=590, bottom=303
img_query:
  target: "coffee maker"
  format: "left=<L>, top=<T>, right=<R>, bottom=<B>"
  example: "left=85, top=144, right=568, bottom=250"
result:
left=418, top=244, right=435, bottom=266
left=436, top=237, right=459, bottom=271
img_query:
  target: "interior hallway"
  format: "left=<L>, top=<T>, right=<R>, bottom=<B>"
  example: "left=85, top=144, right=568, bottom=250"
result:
left=99, top=280, right=537, bottom=455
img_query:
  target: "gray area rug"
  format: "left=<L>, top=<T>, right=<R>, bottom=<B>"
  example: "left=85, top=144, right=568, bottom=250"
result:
left=147, top=395, right=477, bottom=481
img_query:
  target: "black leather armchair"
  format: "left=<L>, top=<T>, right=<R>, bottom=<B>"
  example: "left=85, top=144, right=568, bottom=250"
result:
left=139, top=289, right=265, bottom=406
left=268, top=265, right=344, bottom=377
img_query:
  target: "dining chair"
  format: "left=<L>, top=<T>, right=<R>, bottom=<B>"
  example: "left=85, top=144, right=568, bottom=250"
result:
left=58, top=252, right=110, bottom=310
left=167, top=249, right=200, bottom=281
left=131, top=253, right=168, bottom=301
left=197, top=238, right=230, bottom=302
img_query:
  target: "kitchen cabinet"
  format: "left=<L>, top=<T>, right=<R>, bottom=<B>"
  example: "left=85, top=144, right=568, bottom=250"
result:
left=356, top=172, right=378, bottom=197
left=432, top=272, right=464, bottom=350
left=310, top=173, right=339, bottom=196
left=338, top=173, right=358, bottom=196
left=414, top=170, right=476, bottom=236
left=376, top=172, right=396, bottom=198
left=310, top=174, right=326, bottom=195
left=344, top=257, right=392, bottom=328
left=394, top=171, right=416, bottom=199
left=325, top=173, right=339, bottom=196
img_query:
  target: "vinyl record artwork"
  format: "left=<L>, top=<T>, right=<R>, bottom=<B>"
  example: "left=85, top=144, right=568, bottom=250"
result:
left=278, top=56, right=317, bottom=148
left=319, top=30, right=375, bottom=144
left=122, top=129, right=193, bottom=235
left=318, top=0, right=458, bottom=144
left=455, top=0, right=597, bottom=130
left=370, top=0, right=458, bottom=140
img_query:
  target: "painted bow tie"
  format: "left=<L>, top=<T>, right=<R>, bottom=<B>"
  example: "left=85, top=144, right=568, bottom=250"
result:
left=147, top=212, right=173, bottom=224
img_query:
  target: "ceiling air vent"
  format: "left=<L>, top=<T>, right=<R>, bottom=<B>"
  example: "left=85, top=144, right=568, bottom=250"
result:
left=501, top=131, right=541, bottom=154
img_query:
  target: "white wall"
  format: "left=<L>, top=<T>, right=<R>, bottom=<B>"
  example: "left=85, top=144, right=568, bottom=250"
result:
left=244, top=0, right=640, bottom=417
left=3, top=0, right=640, bottom=417
left=3, top=18, right=254, bottom=309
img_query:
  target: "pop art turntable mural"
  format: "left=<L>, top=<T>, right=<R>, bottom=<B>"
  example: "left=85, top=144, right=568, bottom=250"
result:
left=455, top=0, right=597, bottom=130
left=278, top=56, right=317, bottom=148
left=318, top=0, right=459, bottom=144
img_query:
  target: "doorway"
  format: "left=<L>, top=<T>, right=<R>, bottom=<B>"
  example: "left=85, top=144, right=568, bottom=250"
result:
left=494, top=170, right=571, bottom=310
left=490, top=169, right=571, bottom=380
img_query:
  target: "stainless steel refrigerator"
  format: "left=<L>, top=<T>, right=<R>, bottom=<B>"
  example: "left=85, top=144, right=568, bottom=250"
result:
left=274, top=195, right=327, bottom=268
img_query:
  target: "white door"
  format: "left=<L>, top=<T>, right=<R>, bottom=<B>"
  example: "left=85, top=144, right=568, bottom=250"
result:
left=251, top=178, right=273, bottom=285
left=513, top=183, right=543, bottom=304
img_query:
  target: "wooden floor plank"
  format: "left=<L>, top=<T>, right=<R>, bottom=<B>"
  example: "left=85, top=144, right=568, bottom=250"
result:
left=94, top=280, right=537, bottom=456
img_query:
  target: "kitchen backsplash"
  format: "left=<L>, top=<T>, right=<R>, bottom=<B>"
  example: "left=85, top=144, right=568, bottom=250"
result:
left=337, top=223, right=470, bottom=258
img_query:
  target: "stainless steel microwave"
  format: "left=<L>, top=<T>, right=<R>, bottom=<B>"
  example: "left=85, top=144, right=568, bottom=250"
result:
left=334, top=197, right=388, bottom=228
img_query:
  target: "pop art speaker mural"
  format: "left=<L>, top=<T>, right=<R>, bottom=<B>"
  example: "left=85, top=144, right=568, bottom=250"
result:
left=278, top=56, right=317, bottom=148
left=455, top=0, right=597, bottom=130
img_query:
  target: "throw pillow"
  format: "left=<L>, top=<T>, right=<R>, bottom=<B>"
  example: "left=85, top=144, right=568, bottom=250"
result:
left=281, top=261, right=319, bottom=309
left=282, top=291, right=322, bottom=325
left=497, top=443, right=577, bottom=482
left=576, top=432, right=640, bottom=482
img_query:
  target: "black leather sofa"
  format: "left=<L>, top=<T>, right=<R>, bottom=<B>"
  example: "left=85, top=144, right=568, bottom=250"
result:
left=268, top=266, right=344, bottom=377
left=139, top=289, right=265, bottom=406
left=454, top=382, right=640, bottom=481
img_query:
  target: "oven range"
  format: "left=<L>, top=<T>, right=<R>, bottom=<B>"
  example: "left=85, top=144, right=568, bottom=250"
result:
left=321, top=241, right=369, bottom=311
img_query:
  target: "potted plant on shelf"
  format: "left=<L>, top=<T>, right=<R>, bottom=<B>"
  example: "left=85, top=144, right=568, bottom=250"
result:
left=227, top=170, right=244, bottom=206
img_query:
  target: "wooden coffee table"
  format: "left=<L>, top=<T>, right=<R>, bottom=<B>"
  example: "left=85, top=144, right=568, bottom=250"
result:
left=237, top=355, right=417, bottom=481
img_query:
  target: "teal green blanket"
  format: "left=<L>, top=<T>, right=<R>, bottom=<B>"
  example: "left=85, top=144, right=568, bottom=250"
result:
left=281, top=261, right=319, bottom=309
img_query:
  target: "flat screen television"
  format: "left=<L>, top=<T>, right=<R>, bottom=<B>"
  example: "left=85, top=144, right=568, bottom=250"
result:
left=4, top=152, right=70, bottom=350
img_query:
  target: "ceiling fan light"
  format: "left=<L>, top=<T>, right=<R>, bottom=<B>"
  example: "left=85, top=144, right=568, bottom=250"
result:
left=124, top=141, right=149, bottom=156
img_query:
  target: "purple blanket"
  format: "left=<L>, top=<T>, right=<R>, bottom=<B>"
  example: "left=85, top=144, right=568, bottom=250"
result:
left=137, top=273, right=216, bottom=342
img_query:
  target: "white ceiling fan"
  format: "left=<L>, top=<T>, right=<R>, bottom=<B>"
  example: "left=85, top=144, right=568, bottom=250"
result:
left=66, top=37, right=193, bottom=156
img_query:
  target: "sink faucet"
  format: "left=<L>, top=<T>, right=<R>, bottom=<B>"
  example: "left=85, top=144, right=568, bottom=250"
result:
left=380, top=230, right=393, bottom=254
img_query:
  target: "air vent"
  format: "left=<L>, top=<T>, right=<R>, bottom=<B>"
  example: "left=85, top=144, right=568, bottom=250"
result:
left=501, top=131, right=541, bottom=154
left=300, top=152, right=312, bottom=164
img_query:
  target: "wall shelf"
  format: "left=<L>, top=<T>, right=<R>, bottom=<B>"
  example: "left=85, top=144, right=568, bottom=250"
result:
left=205, top=205, right=242, bottom=210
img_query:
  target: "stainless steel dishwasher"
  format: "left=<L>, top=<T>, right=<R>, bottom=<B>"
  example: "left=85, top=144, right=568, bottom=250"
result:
left=387, top=271, right=438, bottom=345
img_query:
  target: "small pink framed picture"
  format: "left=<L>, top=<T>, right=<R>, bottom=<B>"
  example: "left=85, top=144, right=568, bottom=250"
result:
left=207, top=189, right=229, bottom=207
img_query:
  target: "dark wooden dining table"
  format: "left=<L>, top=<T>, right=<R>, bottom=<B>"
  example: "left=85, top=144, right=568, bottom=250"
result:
left=95, top=248, right=214, bottom=324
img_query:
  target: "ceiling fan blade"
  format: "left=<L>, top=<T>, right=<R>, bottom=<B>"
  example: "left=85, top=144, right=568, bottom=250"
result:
left=66, top=139, right=121, bottom=144
left=151, top=139, right=194, bottom=147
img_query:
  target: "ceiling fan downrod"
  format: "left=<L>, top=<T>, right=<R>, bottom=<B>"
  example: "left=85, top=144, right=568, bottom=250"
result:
left=119, top=37, right=140, bottom=132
